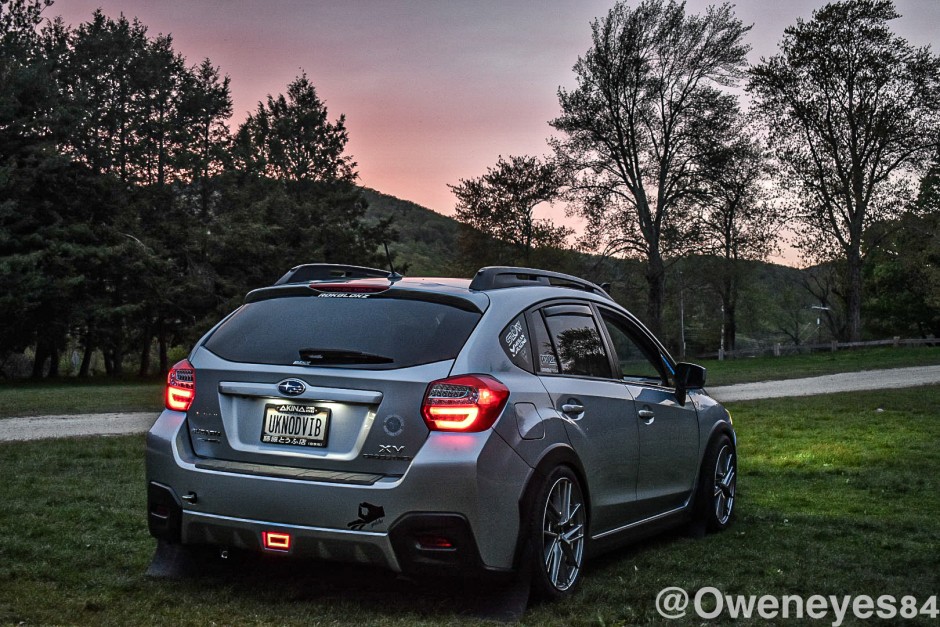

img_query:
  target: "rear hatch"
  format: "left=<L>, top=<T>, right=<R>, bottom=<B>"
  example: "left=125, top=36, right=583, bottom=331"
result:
left=184, top=285, right=485, bottom=479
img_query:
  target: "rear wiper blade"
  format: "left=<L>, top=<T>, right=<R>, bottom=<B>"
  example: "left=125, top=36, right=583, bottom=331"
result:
left=295, top=348, right=394, bottom=365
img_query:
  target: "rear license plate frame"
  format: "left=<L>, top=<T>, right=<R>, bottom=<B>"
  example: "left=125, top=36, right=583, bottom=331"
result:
left=260, top=403, right=331, bottom=448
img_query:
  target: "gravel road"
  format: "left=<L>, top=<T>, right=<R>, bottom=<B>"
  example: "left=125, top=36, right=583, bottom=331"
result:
left=2, top=364, right=939, bottom=442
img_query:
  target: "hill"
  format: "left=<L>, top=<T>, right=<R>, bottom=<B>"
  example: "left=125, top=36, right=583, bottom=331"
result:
left=360, top=188, right=461, bottom=276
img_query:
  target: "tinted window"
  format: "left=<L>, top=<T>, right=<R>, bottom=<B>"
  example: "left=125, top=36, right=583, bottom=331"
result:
left=529, top=314, right=559, bottom=374
left=601, top=311, right=668, bottom=385
left=501, top=314, right=533, bottom=372
left=543, top=313, right=611, bottom=378
left=205, top=296, right=481, bottom=369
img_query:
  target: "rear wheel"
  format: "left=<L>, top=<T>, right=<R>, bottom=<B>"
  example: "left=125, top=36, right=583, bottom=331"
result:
left=528, top=466, right=587, bottom=600
left=695, top=434, right=736, bottom=531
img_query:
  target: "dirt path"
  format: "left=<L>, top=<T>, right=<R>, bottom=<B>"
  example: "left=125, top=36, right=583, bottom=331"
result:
left=2, top=365, right=939, bottom=442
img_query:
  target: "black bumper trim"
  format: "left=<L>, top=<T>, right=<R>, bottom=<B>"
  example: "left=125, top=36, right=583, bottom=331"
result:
left=388, top=513, right=488, bottom=576
left=147, top=481, right=183, bottom=542
left=194, top=458, right=385, bottom=485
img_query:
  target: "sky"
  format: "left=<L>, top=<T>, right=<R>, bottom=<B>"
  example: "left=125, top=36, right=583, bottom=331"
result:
left=51, top=0, right=940, bottom=265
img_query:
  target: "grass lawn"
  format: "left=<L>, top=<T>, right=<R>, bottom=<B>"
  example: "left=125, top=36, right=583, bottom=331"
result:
left=1, top=386, right=937, bottom=625
left=2, top=345, right=939, bottom=419
left=700, top=345, right=940, bottom=386
left=0, top=379, right=163, bottom=418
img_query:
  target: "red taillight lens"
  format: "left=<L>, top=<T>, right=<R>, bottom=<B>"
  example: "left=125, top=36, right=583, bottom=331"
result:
left=165, top=358, right=195, bottom=411
left=421, top=374, right=509, bottom=432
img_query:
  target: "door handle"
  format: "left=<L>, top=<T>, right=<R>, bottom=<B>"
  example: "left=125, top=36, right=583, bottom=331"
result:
left=561, top=403, right=585, bottom=415
left=638, top=408, right=655, bottom=420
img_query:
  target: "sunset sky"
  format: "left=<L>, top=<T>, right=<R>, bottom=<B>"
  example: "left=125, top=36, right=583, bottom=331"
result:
left=52, top=0, right=940, bottom=264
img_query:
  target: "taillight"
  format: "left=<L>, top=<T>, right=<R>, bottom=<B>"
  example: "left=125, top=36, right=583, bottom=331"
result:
left=421, top=374, right=509, bottom=432
left=165, top=359, right=195, bottom=411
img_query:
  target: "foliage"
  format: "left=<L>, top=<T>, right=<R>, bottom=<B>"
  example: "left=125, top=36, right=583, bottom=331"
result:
left=863, top=162, right=940, bottom=338
left=449, top=155, right=570, bottom=265
left=749, top=0, right=940, bottom=341
left=234, top=73, right=355, bottom=183
left=0, top=4, right=392, bottom=378
left=551, top=0, right=750, bottom=335
left=695, top=111, right=783, bottom=351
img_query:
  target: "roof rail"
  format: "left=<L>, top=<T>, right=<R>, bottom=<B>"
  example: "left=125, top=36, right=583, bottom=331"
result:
left=274, top=263, right=396, bottom=285
left=469, top=266, right=613, bottom=300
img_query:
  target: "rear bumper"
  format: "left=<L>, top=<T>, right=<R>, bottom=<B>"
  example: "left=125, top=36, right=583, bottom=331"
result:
left=146, top=410, right=532, bottom=574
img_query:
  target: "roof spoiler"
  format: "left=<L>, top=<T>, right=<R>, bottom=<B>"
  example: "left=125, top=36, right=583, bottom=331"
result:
left=275, top=263, right=400, bottom=285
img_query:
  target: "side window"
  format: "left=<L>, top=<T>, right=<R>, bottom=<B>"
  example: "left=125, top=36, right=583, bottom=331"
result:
left=600, top=311, right=669, bottom=385
left=541, top=308, right=611, bottom=378
left=500, top=314, right=533, bottom=372
left=529, top=313, right=559, bottom=374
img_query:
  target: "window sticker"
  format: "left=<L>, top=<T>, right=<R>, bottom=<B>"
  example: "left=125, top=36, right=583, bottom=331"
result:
left=501, top=315, right=533, bottom=371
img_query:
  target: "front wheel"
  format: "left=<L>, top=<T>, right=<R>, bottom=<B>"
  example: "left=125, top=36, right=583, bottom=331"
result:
left=528, top=466, right=587, bottom=600
left=695, top=434, right=736, bottom=532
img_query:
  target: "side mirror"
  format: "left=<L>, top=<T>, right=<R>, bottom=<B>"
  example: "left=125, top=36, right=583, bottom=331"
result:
left=674, top=362, right=706, bottom=406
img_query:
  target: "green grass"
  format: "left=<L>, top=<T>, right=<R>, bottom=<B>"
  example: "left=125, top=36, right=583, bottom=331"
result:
left=701, top=345, right=940, bottom=386
left=0, top=379, right=163, bottom=418
left=1, top=387, right=938, bottom=625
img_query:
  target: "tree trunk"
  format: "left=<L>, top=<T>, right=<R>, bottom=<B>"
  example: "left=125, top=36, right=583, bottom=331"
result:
left=722, top=262, right=738, bottom=353
left=112, top=348, right=124, bottom=376
left=723, top=303, right=737, bottom=354
left=645, top=253, right=665, bottom=337
left=138, top=329, right=152, bottom=377
left=79, top=342, right=94, bottom=378
left=31, top=340, right=49, bottom=379
left=47, top=342, right=60, bottom=378
left=158, top=319, right=169, bottom=373
left=846, top=248, right=863, bottom=342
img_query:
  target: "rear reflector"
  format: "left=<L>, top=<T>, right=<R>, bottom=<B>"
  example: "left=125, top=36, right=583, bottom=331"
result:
left=421, top=374, right=509, bottom=432
left=165, top=359, right=195, bottom=411
left=415, top=534, right=455, bottom=550
left=262, top=531, right=292, bottom=551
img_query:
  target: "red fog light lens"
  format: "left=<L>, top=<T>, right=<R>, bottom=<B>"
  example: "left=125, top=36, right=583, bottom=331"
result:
left=262, top=531, right=292, bottom=551
left=165, top=359, right=195, bottom=411
left=421, top=374, right=509, bottom=432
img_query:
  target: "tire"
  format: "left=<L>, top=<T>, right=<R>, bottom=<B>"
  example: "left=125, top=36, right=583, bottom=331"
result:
left=695, top=434, right=737, bottom=532
left=527, top=466, right=587, bottom=600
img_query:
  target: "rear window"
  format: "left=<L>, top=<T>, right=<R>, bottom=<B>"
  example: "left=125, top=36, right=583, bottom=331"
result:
left=204, top=296, right=481, bottom=369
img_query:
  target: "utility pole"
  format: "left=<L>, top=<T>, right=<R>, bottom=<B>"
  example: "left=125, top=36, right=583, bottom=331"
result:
left=810, top=305, right=831, bottom=346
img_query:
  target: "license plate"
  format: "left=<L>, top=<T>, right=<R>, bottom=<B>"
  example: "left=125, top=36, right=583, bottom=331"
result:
left=261, top=404, right=330, bottom=447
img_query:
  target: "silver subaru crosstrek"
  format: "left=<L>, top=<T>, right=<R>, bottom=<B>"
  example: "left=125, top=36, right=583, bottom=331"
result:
left=146, top=264, right=736, bottom=599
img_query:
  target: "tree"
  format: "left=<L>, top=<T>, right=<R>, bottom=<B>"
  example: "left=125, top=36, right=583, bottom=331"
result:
left=178, top=58, right=232, bottom=220
left=749, top=0, right=940, bottom=341
left=696, top=113, right=782, bottom=351
left=864, top=156, right=940, bottom=338
left=449, top=155, right=570, bottom=264
left=221, top=74, right=391, bottom=302
left=234, top=73, right=355, bottom=183
left=551, top=0, right=750, bottom=335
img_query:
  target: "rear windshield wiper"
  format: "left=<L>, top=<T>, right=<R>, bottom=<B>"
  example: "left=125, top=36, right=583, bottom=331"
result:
left=295, top=348, right=394, bottom=365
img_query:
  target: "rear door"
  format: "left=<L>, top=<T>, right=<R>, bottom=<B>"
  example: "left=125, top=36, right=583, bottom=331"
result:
left=528, top=302, right=641, bottom=535
left=597, top=307, right=699, bottom=518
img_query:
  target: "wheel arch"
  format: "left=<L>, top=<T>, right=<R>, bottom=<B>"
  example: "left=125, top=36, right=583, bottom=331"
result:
left=513, top=443, right=589, bottom=569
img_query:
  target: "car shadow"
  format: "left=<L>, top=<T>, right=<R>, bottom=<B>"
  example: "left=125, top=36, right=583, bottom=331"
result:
left=147, top=543, right=530, bottom=623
